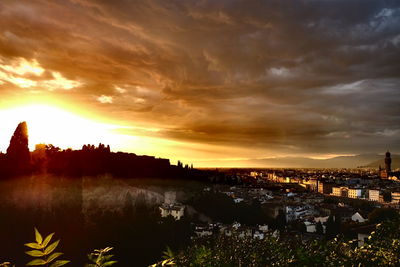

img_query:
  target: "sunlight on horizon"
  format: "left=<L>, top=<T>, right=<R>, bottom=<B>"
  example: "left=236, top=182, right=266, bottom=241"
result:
left=0, top=104, right=201, bottom=165
left=0, top=103, right=352, bottom=166
left=0, top=105, right=117, bottom=152
left=0, top=104, right=161, bottom=155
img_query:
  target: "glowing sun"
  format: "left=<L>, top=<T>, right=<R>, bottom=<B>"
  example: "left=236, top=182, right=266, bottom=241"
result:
left=0, top=104, right=119, bottom=151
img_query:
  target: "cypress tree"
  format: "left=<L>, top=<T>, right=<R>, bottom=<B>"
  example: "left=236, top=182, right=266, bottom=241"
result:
left=6, top=121, right=31, bottom=174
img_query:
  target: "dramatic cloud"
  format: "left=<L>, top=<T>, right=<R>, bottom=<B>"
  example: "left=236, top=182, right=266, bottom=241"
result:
left=97, top=95, right=113, bottom=104
left=0, top=57, right=82, bottom=90
left=0, top=0, right=399, bottom=164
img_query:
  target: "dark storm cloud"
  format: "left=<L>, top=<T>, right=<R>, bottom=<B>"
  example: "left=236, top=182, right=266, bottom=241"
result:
left=0, top=0, right=399, bottom=156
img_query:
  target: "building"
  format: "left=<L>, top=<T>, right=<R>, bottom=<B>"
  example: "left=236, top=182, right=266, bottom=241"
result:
left=332, top=187, right=341, bottom=197
left=159, top=191, right=185, bottom=220
left=391, top=192, right=400, bottom=204
left=258, top=224, right=269, bottom=232
left=351, top=212, right=367, bottom=223
left=368, top=189, right=380, bottom=202
left=380, top=151, right=392, bottom=179
left=385, top=151, right=392, bottom=173
left=194, top=225, right=213, bottom=237
left=380, top=168, right=389, bottom=179
left=250, top=171, right=261, bottom=178
left=348, top=188, right=363, bottom=199
left=159, top=203, right=185, bottom=220
left=355, top=225, right=375, bottom=247
left=234, top=198, right=244, bottom=203
left=285, top=205, right=313, bottom=222
left=318, top=181, right=334, bottom=194
left=358, top=233, right=369, bottom=247
left=304, top=221, right=316, bottom=233
left=332, top=186, right=348, bottom=197
left=314, top=216, right=329, bottom=224
left=302, top=178, right=318, bottom=192
left=253, top=231, right=265, bottom=239
left=267, top=172, right=276, bottom=181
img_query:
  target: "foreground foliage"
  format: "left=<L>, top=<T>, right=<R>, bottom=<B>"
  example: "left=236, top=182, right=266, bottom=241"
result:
left=24, top=228, right=70, bottom=267
left=3, top=221, right=400, bottom=266
left=153, top=219, right=400, bottom=267
left=86, top=247, right=117, bottom=267
left=1, top=228, right=116, bottom=267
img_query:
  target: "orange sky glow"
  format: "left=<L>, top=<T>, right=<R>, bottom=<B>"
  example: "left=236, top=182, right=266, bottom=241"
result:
left=0, top=1, right=399, bottom=167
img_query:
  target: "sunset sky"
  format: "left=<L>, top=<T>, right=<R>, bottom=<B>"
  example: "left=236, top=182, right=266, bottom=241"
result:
left=0, top=0, right=399, bottom=166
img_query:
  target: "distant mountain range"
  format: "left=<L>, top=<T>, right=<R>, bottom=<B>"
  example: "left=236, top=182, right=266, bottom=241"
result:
left=197, top=153, right=399, bottom=169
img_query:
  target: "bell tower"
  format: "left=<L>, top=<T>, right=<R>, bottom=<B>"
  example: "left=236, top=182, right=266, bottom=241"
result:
left=385, top=151, right=391, bottom=173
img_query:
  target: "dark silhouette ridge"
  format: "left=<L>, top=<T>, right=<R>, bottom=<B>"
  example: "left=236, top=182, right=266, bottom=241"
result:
left=30, top=143, right=204, bottom=179
left=0, top=122, right=207, bottom=180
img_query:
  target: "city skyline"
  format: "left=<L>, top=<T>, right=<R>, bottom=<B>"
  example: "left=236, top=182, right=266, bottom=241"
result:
left=0, top=1, right=399, bottom=166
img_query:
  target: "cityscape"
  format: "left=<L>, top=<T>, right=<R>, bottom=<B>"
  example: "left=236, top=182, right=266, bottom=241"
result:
left=0, top=0, right=400, bottom=266
left=0, top=121, right=400, bottom=266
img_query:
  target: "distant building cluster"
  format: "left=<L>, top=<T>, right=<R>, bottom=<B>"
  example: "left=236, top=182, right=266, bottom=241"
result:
left=196, top=152, right=398, bottom=248
left=194, top=222, right=272, bottom=240
left=159, top=191, right=185, bottom=220
left=159, top=203, right=185, bottom=220
left=241, top=152, right=400, bottom=205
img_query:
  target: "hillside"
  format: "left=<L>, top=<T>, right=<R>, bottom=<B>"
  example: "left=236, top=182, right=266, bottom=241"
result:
left=197, top=153, right=398, bottom=169
left=366, top=155, right=400, bottom=169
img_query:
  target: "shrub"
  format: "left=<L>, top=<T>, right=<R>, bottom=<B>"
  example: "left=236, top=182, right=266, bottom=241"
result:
left=85, top=247, right=117, bottom=267
left=24, top=228, right=70, bottom=267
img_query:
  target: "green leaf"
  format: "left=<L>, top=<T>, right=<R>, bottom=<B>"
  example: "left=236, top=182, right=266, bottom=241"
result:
left=47, top=252, right=63, bottom=263
left=27, top=259, right=47, bottom=266
left=103, top=255, right=114, bottom=261
left=25, top=243, right=42, bottom=249
left=25, top=250, right=45, bottom=257
left=102, top=247, right=113, bottom=253
left=102, top=261, right=117, bottom=266
left=163, top=247, right=174, bottom=259
left=34, top=228, right=43, bottom=245
left=44, top=240, right=60, bottom=255
left=87, top=254, right=96, bottom=262
left=49, top=260, right=70, bottom=267
left=42, top=233, right=55, bottom=248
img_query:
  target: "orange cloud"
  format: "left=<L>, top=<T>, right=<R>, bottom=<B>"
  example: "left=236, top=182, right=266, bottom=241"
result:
left=0, top=0, right=399, bottom=164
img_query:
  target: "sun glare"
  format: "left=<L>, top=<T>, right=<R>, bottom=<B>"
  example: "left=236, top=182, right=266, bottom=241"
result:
left=0, top=104, right=185, bottom=162
left=0, top=105, right=121, bottom=152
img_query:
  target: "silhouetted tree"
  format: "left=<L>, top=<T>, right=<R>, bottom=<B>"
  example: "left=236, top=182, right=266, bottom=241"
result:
left=6, top=121, right=30, bottom=174
left=31, top=144, right=47, bottom=173
left=274, top=209, right=286, bottom=230
left=325, top=215, right=340, bottom=239
left=369, top=208, right=399, bottom=223
left=316, top=221, right=324, bottom=235
left=382, top=191, right=392, bottom=203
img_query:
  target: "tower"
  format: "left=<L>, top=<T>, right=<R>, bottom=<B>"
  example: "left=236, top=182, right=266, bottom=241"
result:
left=385, top=151, right=392, bottom=173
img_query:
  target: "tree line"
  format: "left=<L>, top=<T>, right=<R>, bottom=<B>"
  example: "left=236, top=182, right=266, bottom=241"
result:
left=0, top=122, right=202, bottom=180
